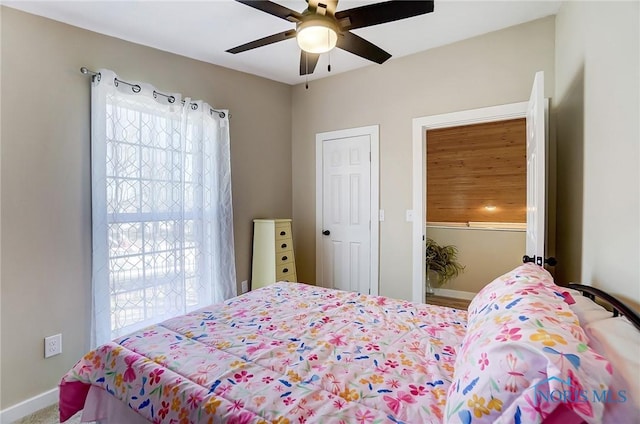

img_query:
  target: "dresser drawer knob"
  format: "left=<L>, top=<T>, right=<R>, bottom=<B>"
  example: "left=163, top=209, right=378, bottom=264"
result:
left=280, top=230, right=286, bottom=236
left=283, top=268, right=289, bottom=273
left=281, top=243, right=287, bottom=249
left=281, top=255, right=288, bottom=261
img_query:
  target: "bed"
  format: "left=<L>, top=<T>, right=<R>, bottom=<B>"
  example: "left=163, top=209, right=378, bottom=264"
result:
left=59, top=264, right=639, bottom=423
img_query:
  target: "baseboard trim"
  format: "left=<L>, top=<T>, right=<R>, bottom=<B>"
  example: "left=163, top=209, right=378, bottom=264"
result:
left=0, top=387, right=58, bottom=423
left=433, top=288, right=476, bottom=300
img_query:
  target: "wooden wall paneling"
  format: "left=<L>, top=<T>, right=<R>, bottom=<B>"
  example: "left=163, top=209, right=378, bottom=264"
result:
left=426, top=118, right=526, bottom=223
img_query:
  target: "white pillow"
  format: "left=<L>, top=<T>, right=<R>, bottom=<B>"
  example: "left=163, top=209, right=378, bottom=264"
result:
left=585, top=317, right=640, bottom=423
left=564, top=288, right=613, bottom=326
left=572, top=295, right=613, bottom=325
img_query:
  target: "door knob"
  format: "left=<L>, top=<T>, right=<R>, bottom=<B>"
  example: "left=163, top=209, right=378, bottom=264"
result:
left=322, top=230, right=330, bottom=236
left=523, top=255, right=557, bottom=266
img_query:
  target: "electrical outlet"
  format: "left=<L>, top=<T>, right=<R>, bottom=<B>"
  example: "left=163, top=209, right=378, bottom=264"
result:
left=241, top=280, right=249, bottom=293
left=44, top=333, right=62, bottom=358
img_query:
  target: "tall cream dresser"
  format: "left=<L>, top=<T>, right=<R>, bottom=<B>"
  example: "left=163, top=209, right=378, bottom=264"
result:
left=251, top=219, right=297, bottom=290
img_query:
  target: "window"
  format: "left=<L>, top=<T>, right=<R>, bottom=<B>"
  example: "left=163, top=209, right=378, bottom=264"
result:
left=91, top=70, right=236, bottom=346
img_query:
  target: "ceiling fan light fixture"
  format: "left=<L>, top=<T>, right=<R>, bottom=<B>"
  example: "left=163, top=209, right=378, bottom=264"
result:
left=297, top=18, right=338, bottom=54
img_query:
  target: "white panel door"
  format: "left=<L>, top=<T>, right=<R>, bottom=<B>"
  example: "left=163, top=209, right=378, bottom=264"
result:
left=525, top=71, right=547, bottom=266
left=321, top=135, right=371, bottom=293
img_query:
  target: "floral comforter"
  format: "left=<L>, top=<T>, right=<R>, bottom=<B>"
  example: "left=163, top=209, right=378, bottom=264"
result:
left=60, top=283, right=468, bottom=423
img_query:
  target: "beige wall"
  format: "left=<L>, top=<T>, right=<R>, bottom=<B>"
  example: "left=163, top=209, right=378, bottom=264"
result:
left=555, top=1, right=640, bottom=308
left=0, top=7, right=292, bottom=408
left=292, top=17, right=556, bottom=301
left=427, top=227, right=526, bottom=293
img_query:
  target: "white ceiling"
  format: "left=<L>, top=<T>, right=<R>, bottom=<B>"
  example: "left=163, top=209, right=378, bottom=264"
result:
left=3, top=0, right=562, bottom=85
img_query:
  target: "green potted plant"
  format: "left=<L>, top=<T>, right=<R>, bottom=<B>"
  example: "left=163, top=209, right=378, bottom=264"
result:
left=425, top=238, right=464, bottom=295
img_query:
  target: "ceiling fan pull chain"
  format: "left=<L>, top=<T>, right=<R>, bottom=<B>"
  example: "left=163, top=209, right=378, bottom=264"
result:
left=326, top=27, right=332, bottom=72
left=305, top=53, right=309, bottom=89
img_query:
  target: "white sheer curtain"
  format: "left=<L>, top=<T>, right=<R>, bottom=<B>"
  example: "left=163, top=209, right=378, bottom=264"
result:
left=91, top=69, right=236, bottom=347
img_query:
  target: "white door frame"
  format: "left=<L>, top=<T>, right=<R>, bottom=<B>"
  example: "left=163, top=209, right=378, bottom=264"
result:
left=316, top=125, right=380, bottom=295
left=411, top=103, right=529, bottom=303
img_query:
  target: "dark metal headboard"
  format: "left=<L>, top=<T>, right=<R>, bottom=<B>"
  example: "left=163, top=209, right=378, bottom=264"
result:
left=568, top=283, right=640, bottom=331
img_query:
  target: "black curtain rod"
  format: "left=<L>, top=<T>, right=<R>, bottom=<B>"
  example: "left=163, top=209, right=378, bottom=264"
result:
left=80, top=67, right=227, bottom=118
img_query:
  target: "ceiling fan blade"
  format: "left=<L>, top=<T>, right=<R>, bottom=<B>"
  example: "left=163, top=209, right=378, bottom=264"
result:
left=335, top=0, right=434, bottom=31
left=299, top=51, right=320, bottom=76
left=227, top=29, right=297, bottom=54
left=336, top=31, right=391, bottom=64
left=235, top=0, right=303, bottom=22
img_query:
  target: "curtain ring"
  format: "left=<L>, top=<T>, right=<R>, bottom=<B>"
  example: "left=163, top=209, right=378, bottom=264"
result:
left=153, top=90, right=175, bottom=103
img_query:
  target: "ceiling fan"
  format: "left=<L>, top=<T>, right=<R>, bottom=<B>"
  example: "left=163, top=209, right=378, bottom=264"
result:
left=227, top=0, right=435, bottom=76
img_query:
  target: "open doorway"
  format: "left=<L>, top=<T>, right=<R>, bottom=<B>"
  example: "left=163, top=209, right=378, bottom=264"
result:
left=412, top=101, right=533, bottom=303
left=425, top=118, right=526, bottom=297
left=412, top=72, right=551, bottom=303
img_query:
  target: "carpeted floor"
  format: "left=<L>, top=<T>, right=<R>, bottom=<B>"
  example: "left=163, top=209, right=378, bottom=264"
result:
left=12, top=404, right=86, bottom=424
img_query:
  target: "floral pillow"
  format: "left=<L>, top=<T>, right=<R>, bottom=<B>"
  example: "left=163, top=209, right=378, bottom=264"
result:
left=445, top=264, right=613, bottom=423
